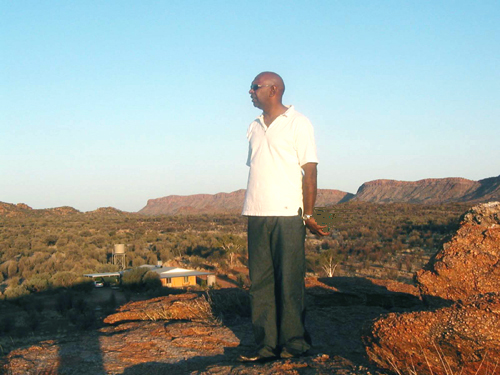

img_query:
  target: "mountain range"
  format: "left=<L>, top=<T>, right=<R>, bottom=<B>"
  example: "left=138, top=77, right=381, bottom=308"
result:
left=2, top=175, right=499, bottom=217
left=139, top=175, right=500, bottom=215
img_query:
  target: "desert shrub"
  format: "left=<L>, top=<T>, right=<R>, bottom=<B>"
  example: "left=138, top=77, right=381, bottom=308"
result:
left=121, top=267, right=149, bottom=291
left=143, top=271, right=162, bottom=290
left=51, top=271, right=79, bottom=289
left=56, top=236, right=69, bottom=247
left=188, top=255, right=205, bottom=269
left=25, top=275, right=51, bottom=293
left=7, top=260, right=18, bottom=278
left=305, top=253, right=320, bottom=273
left=4, top=285, right=30, bottom=300
left=79, top=230, right=92, bottom=237
left=208, top=288, right=251, bottom=319
left=44, top=234, right=58, bottom=246
left=70, top=277, right=94, bottom=292
left=89, top=235, right=107, bottom=247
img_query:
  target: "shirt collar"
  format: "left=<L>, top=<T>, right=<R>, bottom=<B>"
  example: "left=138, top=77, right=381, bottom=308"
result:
left=257, top=105, right=294, bottom=123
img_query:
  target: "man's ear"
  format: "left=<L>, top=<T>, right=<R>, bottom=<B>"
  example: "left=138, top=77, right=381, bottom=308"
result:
left=269, top=85, right=277, bottom=97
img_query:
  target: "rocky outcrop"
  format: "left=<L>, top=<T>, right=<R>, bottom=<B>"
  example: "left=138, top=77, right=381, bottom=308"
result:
left=44, top=206, right=81, bottom=216
left=355, top=176, right=500, bottom=204
left=0, top=202, right=33, bottom=217
left=365, top=202, right=500, bottom=374
left=460, top=200, right=500, bottom=227
left=0, top=202, right=81, bottom=218
left=0, top=202, right=132, bottom=218
left=364, top=293, right=500, bottom=375
left=139, top=189, right=354, bottom=215
left=85, top=207, right=127, bottom=216
left=416, top=201, right=500, bottom=305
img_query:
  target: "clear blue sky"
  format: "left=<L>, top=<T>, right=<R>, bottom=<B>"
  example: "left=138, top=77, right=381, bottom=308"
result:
left=1, top=1, right=499, bottom=212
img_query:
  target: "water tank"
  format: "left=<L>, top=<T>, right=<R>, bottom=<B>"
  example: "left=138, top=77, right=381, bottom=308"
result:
left=113, top=244, right=126, bottom=254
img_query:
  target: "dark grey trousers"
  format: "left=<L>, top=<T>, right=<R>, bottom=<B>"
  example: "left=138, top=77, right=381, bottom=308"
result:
left=247, top=214, right=310, bottom=354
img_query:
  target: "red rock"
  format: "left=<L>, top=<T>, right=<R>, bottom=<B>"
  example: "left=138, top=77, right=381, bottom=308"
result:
left=416, top=202, right=500, bottom=304
left=364, top=293, right=500, bottom=375
left=365, top=203, right=500, bottom=375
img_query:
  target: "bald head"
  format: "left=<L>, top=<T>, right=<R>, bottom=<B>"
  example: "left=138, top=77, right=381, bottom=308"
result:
left=249, top=71, right=289, bottom=114
left=254, top=72, right=285, bottom=98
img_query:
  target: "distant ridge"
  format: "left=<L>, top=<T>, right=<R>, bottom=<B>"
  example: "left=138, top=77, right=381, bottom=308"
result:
left=0, top=202, right=127, bottom=218
left=354, top=175, right=500, bottom=204
left=139, top=189, right=354, bottom=215
left=139, top=175, right=500, bottom=215
left=2, top=175, right=498, bottom=217
left=0, top=202, right=81, bottom=218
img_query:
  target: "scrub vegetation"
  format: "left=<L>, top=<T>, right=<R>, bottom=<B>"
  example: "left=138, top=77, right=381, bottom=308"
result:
left=0, top=201, right=469, bottom=300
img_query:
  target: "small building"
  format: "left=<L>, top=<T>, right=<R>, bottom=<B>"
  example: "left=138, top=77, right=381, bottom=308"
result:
left=84, top=266, right=216, bottom=288
left=138, top=265, right=216, bottom=288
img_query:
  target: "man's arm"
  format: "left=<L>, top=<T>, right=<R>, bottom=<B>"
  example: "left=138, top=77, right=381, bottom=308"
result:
left=302, top=163, right=329, bottom=236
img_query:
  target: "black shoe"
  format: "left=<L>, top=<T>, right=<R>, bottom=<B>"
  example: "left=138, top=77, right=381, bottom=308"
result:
left=238, top=349, right=277, bottom=363
left=280, top=347, right=308, bottom=359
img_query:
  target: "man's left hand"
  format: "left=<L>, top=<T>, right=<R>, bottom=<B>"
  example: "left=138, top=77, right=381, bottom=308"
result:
left=304, top=217, right=330, bottom=236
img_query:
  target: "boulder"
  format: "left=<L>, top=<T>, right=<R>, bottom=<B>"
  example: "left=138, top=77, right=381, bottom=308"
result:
left=365, top=203, right=500, bottom=374
left=416, top=202, right=500, bottom=305
left=364, top=293, right=500, bottom=375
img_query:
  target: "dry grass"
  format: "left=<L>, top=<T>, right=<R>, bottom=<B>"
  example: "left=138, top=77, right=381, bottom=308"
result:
left=139, top=294, right=220, bottom=324
left=382, top=342, right=499, bottom=375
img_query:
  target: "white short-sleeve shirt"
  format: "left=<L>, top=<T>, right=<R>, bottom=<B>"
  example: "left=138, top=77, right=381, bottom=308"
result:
left=242, top=105, right=319, bottom=216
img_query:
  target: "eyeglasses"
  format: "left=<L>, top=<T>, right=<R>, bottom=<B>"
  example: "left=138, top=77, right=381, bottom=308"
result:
left=250, top=84, right=272, bottom=91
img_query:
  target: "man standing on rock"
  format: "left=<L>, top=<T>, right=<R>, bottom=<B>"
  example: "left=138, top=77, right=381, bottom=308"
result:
left=240, top=72, right=329, bottom=362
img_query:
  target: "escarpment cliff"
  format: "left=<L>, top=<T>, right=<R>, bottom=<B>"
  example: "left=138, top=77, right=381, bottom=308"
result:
left=139, top=189, right=354, bottom=215
left=139, top=175, right=499, bottom=215
left=354, top=175, right=500, bottom=204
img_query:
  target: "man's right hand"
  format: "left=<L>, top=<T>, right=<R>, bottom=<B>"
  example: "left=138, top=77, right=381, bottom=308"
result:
left=304, top=217, right=330, bottom=236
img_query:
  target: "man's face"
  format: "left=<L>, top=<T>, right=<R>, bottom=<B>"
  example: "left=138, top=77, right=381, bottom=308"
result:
left=249, top=76, right=270, bottom=109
